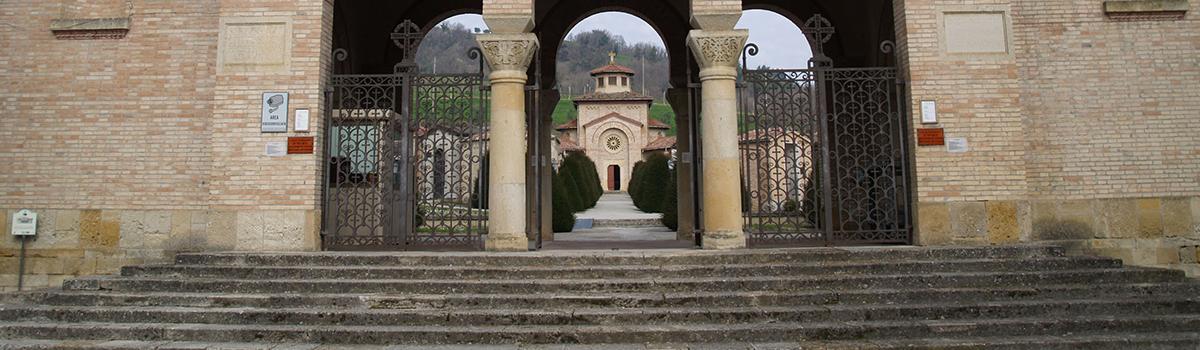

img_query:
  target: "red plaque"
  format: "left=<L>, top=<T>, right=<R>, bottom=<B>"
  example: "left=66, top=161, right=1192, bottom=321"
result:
left=287, top=137, right=315, bottom=154
left=916, top=128, right=945, bottom=146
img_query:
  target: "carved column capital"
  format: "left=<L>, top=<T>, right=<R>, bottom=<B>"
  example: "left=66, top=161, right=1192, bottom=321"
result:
left=476, top=33, right=539, bottom=83
left=686, top=29, right=749, bottom=80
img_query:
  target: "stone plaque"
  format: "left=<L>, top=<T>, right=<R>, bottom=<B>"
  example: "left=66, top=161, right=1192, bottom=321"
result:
left=944, top=12, right=1009, bottom=54
left=217, top=18, right=292, bottom=73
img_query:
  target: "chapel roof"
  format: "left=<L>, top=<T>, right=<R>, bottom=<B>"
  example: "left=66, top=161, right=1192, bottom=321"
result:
left=590, top=51, right=637, bottom=76
left=573, top=91, right=655, bottom=102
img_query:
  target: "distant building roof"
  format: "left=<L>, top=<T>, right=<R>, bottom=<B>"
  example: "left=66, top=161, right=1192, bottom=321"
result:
left=648, top=119, right=670, bottom=129
left=555, top=119, right=578, bottom=130
left=643, top=136, right=677, bottom=151
left=573, top=91, right=654, bottom=102
left=558, top=135, right=583, bottom=152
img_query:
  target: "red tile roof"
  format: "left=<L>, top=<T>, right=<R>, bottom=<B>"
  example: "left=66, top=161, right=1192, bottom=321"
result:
left=573, top=91, right=654, bottom=102
left=648, top=119, right=670, bottom=129
left=590, top=63, right=636, bottom=76
left=557, top=135, right=583, bottom=152
left=643, top=136, right=677, bottom=151
left=555, top=119, right=578, bottom=130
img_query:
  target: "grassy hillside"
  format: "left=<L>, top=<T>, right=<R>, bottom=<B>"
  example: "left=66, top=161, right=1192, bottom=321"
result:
left=550, top=99, right=677, bottom=136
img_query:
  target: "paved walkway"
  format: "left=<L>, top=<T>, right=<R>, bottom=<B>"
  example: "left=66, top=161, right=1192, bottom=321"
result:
left=575, top=192, right=661, bottom=221
left=547, top=192, right=691, bottom=250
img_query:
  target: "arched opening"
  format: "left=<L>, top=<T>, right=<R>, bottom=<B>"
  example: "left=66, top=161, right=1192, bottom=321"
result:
left=733, top=5, right=913, bottom=247
left=540, top=10, right=691, bottom=249
left=735, top=10, right=812, bottom=69
left=324, top=7, right=492, bottom=251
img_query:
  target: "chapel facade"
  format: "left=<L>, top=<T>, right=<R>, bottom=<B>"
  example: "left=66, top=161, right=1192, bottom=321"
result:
left=556, top=54, right=672, bottom=192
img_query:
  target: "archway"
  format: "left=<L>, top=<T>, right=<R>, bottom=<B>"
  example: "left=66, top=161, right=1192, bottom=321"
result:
left=324, top=8, right=492, bottom=251
left=538, top=10, right=693, bottom=250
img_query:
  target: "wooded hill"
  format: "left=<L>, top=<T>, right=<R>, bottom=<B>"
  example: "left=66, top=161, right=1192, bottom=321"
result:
left=416, top=22, right=671, bottom=101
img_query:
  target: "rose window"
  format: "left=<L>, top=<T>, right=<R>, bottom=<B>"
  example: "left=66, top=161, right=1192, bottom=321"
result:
left=606, top=136, right=622, bottom=153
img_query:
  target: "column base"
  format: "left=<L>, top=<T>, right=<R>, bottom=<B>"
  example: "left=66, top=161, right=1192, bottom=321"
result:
left=485, top=233, right=529, bottom=252
left=701, top=230, right=747, bottom=250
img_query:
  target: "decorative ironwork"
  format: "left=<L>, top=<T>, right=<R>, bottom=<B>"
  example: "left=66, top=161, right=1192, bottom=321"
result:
left=323, top=24, right=490, bottom=251
left=738, top=14, right=912, bottom=247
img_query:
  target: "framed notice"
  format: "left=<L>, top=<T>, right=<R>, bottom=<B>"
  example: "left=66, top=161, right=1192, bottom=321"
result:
left=261, top=92, right=289, bottom=133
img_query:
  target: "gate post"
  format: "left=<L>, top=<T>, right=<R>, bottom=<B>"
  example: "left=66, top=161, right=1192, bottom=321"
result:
left=477, top=33, right=539, bottom=251
left=687, top=29, right=749, bottom=249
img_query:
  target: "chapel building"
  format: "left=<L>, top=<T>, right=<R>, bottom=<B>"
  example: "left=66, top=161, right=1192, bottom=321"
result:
left=555, top=54, right=673, bottom=192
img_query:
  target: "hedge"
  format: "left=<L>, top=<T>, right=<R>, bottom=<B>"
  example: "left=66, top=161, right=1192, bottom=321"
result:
left=661, top=169, right=679, bottom=230
left=551, top=169, right=577, bottom=232
left=631, top=153, right=671, bottom=213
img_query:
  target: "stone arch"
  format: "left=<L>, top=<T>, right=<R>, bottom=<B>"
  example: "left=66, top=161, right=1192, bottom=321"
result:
left=743, top=0, right=898, bottom=67
left=533, top=1, right=693, bottom=90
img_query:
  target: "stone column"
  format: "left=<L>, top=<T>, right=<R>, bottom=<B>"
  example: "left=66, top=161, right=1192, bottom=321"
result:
left=687, top=29, right=749, bottom=249
left=477, top=33, right=538, bottom=251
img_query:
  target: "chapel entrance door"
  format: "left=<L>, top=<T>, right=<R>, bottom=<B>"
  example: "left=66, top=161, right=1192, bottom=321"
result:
left=608, top=165, right=621, bottom=191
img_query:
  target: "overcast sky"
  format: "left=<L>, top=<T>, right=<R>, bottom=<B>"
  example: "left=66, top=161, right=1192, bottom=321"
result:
left=445, top=10, right=811, bottom=69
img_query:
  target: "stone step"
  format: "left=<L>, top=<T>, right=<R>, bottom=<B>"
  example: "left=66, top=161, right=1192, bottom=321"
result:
left=5, top=332, right=1200, bottom=350
left=62, top=268, right=1186, bottom=294
left=172, top=245, right=1065, bottom=267
left=3, top=298, right=1198, bottom=327
left=118, top=257, right=1122, bottom=280
left=2, top=315, right=1199, bottom=345
left=8, top=282, right=1200, bottom=310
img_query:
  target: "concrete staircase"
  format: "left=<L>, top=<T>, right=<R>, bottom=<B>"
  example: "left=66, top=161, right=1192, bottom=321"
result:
left=2, top=245, right=1200, bottom=349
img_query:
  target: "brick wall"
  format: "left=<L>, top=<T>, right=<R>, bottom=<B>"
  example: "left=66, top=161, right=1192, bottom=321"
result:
left=0, top=1, right=218, bottom=210
left=1014, top=0, right=1200, bottom=200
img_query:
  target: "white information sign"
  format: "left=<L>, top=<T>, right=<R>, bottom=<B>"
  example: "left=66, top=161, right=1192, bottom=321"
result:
left=294, top=109, right=310, bottom=132
left=946, top=137, right=969, bottom=153
left=265, top=141, right=287, bottom=157
left=261, top=92, right=289, bottom=133
left=11, top=209, right=37, bottom=236
left=920, top=100, right=938, bottom=124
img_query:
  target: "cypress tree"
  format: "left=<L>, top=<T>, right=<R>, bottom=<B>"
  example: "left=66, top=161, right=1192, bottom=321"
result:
left=661, top=169, right=679, bottom=230
left=638, top=153, right=671, bottom=213
left=560, top=162, right=587, bottom=213
left=628, top=161, right=645, bottom=208
left=551, top=170, right=577, bottom=232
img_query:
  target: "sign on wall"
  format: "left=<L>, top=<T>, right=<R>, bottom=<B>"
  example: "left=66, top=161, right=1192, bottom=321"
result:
left=261, top=92, right=289, bottom=133
left=11, top=210, right=37, bottom=236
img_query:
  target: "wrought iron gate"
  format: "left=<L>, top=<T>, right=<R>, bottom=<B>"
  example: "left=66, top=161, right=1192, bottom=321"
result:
left=322, top=20, right=490, bottom=251
left=738, top=15, right=913, bottom=247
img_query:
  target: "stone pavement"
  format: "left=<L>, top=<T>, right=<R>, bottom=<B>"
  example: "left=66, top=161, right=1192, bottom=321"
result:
left=575, top=192, right=661, bottom=223
left=547, top=192, right=691, bottom=250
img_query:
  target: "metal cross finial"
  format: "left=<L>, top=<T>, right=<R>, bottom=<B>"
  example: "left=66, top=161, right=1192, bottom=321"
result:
left=609, top=51, right=616, bottom=64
